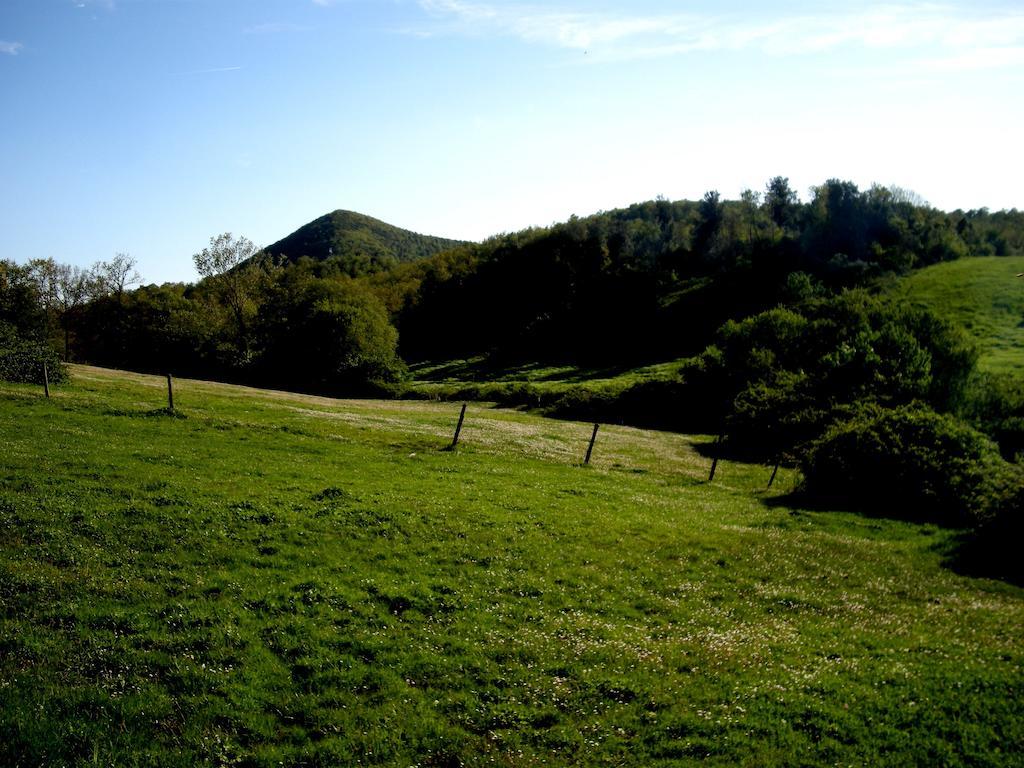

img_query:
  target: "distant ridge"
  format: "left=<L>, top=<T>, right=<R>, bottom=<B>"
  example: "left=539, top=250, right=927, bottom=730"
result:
left=265, top=210, right=467, bottom=275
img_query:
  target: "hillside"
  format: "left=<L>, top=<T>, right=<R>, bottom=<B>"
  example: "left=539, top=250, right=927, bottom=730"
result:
left=265, top=210, right=467, bottom=275
left=892, top=255, right=1024, bottom=375
left=1, top=366, right=1022, bottom=766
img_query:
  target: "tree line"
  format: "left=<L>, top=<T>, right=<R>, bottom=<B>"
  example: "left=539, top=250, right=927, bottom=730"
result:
left=2, top=177, right=1022, bottom=579
left=6, top=177, right=1022, bottom=390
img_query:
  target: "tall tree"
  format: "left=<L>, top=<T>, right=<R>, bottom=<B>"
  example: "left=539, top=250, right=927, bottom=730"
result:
left=193, top=233, right=265, bottom=363
left=54, top=263, right=93, bottom=359
left=27, top=258, right=93, bottom=358
left=763, top=176, right=799, bottom=234
left=92, top=253, right=141, bottom=303
left=694, top=190, right=724, bottom=261
left=0, top=259, right=46, bottom=338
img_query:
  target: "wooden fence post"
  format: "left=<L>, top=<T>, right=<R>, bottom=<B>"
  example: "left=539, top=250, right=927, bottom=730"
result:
left=767, top=460, right=780, bottom=489
left=448, top=403, right=467, bottom=450
left=708, top=432, right=724, bottom=482
left=584, top=423, right=600, bottom=465
left=42, top=361, right=50, bottom=399
left=166, top=374, right=174, bottom=411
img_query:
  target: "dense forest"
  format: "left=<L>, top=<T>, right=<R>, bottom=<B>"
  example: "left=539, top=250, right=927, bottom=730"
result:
left=6, top=177, right=1022, bottom=385
left=265, top=209, right=467, bottom=276
left=2, top=177, right=1023, bottom=577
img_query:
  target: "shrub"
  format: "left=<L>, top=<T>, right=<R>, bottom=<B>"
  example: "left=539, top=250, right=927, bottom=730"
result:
left=0, top=323, right=67, bottom=385
left=800, top=404, right=1007, bottom=527
left=255, top=279, right=406, bottom=395
left=968, top=474, right=1024, bottom=582
left=959, top=372, right=1024, bottom=461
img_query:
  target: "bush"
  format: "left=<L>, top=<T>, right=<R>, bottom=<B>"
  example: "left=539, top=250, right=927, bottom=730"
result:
left=800, top=404, right=1008, bottom=527
left=0, top=323, right=67, bottom=385
left=960, top=372, right=1024, bottom=461
left=967, top=475, right=1024, bottom=582
left=255, top=279, right=406, bottom=395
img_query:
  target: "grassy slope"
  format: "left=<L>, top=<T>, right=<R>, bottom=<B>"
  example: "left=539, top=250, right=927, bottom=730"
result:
left=1, top=367, right=1022, bottom=767
left=409, top=358, right=685, bottom=398
left=892, top=255, right=1024, bottom=376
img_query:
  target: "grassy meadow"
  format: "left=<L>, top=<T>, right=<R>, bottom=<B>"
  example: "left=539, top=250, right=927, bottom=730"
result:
left=892, top=255, right=1024, bottom=376
left=1, top=366, right=1022, bottom=766
left=410, top=358, right=684, bottom=388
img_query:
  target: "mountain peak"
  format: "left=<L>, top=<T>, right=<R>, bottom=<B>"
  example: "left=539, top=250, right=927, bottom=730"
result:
left=265, top=210, right=467, bottom=275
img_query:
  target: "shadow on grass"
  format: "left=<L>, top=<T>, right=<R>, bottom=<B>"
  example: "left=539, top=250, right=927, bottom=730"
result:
left=409, top=354, right=677, bottom=385
left=105, top=407, right=187, bottom=419
left=942, top=531, right=1024, bottom=587
left=761, top=490, right=1024, bottom=587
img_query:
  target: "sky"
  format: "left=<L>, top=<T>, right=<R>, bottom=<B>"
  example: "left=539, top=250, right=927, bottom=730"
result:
left=1, top=0, right=1023, bottom=284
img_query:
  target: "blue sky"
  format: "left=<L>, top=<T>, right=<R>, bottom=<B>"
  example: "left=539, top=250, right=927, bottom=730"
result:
left=2, top=0, right=1023, bottom=284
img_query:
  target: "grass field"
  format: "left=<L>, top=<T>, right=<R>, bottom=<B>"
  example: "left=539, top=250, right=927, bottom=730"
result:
left=892, top=255, right=1024, bottom=376
left=1, top=366, right=1022, bottom=766
left=410, top=358, right=684, bottom=389
left=406, top=357, right=686, bottom=405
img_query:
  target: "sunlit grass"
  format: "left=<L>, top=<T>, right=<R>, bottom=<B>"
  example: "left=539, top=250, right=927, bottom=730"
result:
left=1, top=366, right=1021, bottom=766
left=410, top=356, right=685, bottom=390
left=893, top=255, right=1024, bottom=376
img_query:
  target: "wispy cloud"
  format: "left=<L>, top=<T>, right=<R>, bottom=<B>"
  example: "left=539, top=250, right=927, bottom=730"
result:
left=414, top=1, right=1024, bottom=65
left=73, top=0, right=116, bottom=10
left=0, top=40, right=23, bottom=56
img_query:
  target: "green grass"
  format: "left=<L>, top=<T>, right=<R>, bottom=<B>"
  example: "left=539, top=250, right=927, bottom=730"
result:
left=1, top=366, right=1022, bottom=766
left=410, top=357, right=685, bottom=390
left=892, top=255, right=1024, bottom=376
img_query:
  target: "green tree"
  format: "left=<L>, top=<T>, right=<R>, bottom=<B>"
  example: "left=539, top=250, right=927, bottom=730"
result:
left=27, top=258, right=93, bottom=359
left=0, top=259, right=46, bottom=339
left=193, top=233, right=268, bottom=364
left=257, top=270, right=404, bottom=394
left=763, top=176, right=799, bottom=234
left=92, top=253, right=141, bottom=303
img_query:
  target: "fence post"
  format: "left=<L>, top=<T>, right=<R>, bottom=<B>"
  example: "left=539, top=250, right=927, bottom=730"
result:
left=584, top=423, right=600, bottom=465
left=708, top=432, right=724, bottom=482
left=767, top=460, right=780, bottom=489
left=448, top=403, right=467, bottom=450
left=42, top=361, right=50, bottom=399
left=166, top=374, right=174, bottom=411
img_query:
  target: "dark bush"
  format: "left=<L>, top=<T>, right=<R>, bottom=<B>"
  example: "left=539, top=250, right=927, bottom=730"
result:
left=945, top=463, right=1024, bottom=584
left=800, top=404, right=1008, bottom=527
left=960, top=372, right=1024, bottom=461
left=967, top=476, right=1024, bottom=582
left=0, top=323, right=68, bottom=385
left=544, top=386, right=621, bottom=423
left=255, top=278, right=406, bottom=395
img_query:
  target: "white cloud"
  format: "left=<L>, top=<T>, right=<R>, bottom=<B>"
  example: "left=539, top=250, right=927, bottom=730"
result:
left=73, top=0, right=116, bottom=9
left=0, top=41, right=23, bottom=56
left=413, top=1, right=1024, bottom=66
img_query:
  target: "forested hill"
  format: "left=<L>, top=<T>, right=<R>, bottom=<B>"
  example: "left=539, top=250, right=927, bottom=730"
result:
left=8, top=177, right=1024, bottom=393
left=393, top=180, right=1024, bottom=364
left=265, top=210, right=467, bottom=275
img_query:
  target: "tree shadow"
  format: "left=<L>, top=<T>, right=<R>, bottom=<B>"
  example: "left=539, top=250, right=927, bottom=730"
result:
left=942, top=530, right=1024, bottom=587
left=761, top=491, right=1024, bottom=587
left=104, top=407, right=187, bottom=419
